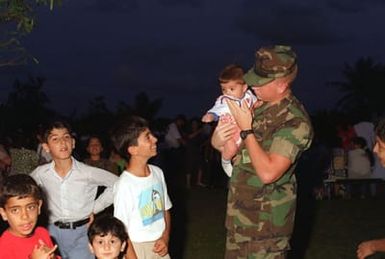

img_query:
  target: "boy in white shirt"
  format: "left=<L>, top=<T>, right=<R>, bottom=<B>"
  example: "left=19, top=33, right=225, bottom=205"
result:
left=111, top=116, right=172, bottom=259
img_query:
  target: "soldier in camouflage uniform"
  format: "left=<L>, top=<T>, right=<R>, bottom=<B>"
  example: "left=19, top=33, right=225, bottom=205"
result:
left=211, top=45, right=313, bottom=259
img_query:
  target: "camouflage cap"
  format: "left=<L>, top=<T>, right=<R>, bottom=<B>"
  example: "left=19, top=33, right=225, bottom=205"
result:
left=243, top=45, right=297, bottom=87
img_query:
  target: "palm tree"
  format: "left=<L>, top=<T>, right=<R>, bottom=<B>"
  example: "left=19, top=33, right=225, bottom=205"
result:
left=331, top=57, right=385, bottom=119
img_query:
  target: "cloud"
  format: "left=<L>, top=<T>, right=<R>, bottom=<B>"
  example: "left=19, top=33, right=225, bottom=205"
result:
left=236, top=1, right=346, bottom=45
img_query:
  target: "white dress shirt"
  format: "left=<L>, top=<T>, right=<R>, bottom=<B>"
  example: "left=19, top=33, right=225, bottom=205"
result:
left=31, top=157, right=118, bottom=223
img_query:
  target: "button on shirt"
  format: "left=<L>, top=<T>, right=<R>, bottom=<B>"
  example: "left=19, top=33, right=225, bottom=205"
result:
left=31, top=157, right=118, bottom=223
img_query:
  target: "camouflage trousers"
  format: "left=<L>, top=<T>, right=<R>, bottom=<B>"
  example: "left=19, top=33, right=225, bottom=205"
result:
left=225, top=229, right=289, bottom=259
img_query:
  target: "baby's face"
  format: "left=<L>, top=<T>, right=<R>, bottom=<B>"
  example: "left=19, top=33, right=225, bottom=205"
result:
left=220, top=81, right=247, bottom=99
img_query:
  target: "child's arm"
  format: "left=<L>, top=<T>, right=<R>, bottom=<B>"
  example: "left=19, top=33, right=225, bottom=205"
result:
left=125, top=239, right=138, bottom=259
left=30, top=239, right=58, bottom=259
left=153, top=210, right=171, bottom=256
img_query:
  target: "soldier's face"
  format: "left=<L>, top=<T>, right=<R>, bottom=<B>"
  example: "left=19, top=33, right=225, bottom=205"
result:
left=373, top=137, right=385, bottom=167
left=252, top=80, right=279, bottom=102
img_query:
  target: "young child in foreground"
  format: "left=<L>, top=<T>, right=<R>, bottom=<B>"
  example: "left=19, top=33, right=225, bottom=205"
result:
left=111, top=116, right=172, bottom=259
left=0, top=174, right=59, bottom=259
left=202, top=64, right=258, bottom=155
left=88, top=216, right=128, bottom=259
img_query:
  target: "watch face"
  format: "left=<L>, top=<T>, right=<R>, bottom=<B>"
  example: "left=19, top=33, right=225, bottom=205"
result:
left=240, top=130, right=253, bottom=140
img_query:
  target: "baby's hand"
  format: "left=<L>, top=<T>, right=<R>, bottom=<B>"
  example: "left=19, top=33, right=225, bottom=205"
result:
left=202, top=113, right=215, bottom=123
left=30, top=239, right=58, bottom=259
left=219, top=113, right=235, bottom=124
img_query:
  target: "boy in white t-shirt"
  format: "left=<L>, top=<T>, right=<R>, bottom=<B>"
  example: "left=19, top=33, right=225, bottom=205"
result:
left=111, top=116, right=172, bottom=259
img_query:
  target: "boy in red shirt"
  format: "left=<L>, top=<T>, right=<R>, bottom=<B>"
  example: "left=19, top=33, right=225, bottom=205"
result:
left=0, top=174, right=59, bottom=259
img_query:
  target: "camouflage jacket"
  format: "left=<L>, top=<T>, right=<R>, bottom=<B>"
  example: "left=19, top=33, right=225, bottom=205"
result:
left=226, top=93, right=313, bottom=241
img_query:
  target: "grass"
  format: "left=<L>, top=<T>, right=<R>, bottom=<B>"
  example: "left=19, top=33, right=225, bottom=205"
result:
left=180, top=187, right=385, bottom=259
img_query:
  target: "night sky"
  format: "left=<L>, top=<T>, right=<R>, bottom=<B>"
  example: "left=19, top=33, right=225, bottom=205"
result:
left=1, top=0, right=385, bottom=118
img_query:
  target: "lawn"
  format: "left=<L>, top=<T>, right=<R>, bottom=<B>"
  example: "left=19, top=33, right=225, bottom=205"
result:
left=180, top=187, right=385, bottom=259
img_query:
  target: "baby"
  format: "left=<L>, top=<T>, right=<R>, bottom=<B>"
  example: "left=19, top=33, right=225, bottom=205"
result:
left=202, top=64, right=257, bottom=148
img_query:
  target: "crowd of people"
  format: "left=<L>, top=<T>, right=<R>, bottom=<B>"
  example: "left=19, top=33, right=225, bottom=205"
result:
left=0, top=113, right=228, bottom=259
left=0, top=43, right=384, bottom=259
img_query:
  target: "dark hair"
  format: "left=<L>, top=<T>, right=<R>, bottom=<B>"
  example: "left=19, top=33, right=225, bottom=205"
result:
left=43, top=121, right=73, bottom=143
left=375, top=117, right=385, bottom=142
left=218, top=64, right=245, bottom=84
left=88, top=216, right=128, bottom=243
left=351, top=136, right=367, bottom=149
left=0, top=174, right=42, bottom=207
left=110, top=116, right=149, bottom=161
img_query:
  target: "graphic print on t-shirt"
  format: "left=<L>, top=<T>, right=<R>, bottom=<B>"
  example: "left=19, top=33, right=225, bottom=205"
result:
left=139, top=183, right=164, bottom=226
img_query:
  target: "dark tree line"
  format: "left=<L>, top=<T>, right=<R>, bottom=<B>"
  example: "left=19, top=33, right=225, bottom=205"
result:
left=0, top=76, right=164, bottom=140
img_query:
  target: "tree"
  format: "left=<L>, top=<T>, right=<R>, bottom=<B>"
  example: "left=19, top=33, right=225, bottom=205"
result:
left=0, top=0, right=61, bottom=66
left=3, top=76, right=54, bottom=134
left=75, top=96, right=114, bottom=136
left=331, top=57, right=385, bottom=119
left=131, top=92, right=163, bottom=120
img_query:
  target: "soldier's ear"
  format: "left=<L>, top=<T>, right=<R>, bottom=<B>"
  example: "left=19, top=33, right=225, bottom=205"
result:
left=276, top=80, right=288, bottom=94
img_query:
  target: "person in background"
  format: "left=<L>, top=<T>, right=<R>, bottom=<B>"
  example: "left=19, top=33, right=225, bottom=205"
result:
left=84, top=135, right=119, bottom=176
left=348, top=137, right=373, bottom=179
left=0, top=142, right=11, bottom=178
left=9, top=130, right=38, bottom=175
left=184, top=118, right=205, bottom=188
left=357, top=117, right=385, bottom=259
left=36, top=126, right=52, bottom=165
left=109, top=147, right=127, bottom=175
left=164, top=114, right=186, bottom=188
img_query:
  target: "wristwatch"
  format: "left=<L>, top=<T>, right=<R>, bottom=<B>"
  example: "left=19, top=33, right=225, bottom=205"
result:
left=240, top=129, right=254, bottom=140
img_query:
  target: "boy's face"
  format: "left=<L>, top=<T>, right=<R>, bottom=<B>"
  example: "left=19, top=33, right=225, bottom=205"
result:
left=87, top=138, right=103, bottom=156
left=0, top=196, right=42, bottom=237
left=128, top=128, right=158, bottom=159
left=43, top=128, right=75, bottom=161
left=89, top=233, right=126, bottom=259
left=374, top=137, right=385, bottom=167
left=220, top=81, right=247, bottom=99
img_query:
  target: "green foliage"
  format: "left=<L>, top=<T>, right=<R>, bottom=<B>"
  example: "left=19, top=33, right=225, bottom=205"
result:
left=331, top=57, right=385, bottom=119
left=0, top=0, right=61, bottom=66
left=1, top=76, right=54, bottom=134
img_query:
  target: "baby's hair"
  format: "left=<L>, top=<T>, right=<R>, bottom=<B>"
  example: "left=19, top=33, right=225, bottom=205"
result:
left=88, top=216, right=128, bottom=243
left=219, top=64, right=245, bottom=84
left=0, top=174, right=42, bottom=208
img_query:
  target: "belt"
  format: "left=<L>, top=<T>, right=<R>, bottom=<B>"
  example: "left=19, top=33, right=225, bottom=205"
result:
left=54, top=217, right=90, bottom=229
